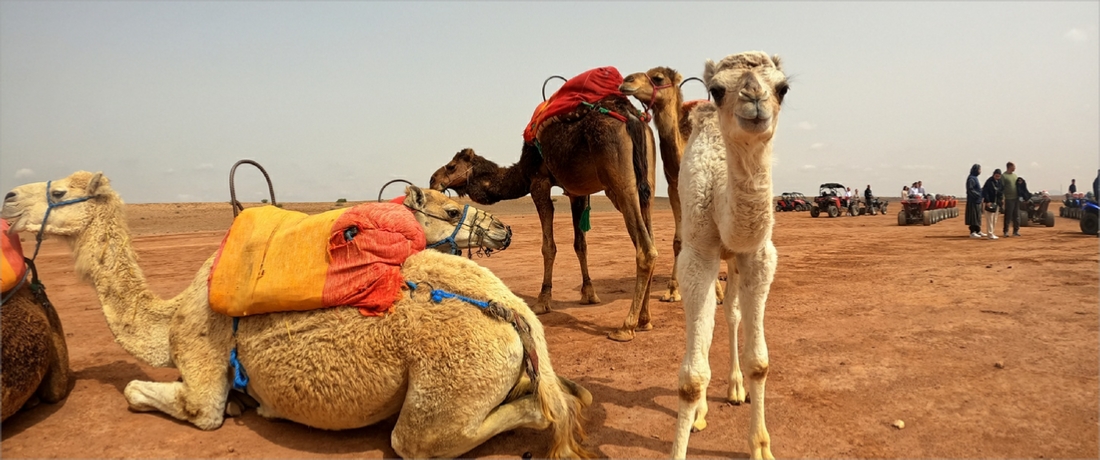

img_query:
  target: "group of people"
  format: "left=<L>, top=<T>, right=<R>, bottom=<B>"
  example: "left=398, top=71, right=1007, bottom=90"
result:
left=845, top=186, right=875, bottom=204
left=965, top=161, right=1032, bottom=239
left=901, top=181, right=927, bottom=200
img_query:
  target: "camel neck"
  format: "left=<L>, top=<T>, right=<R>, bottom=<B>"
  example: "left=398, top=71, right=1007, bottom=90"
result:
left=466, top=145, right=541, bottom=205
left=652, top=96, right=685, bottom=160
left=723, top=130, right=775, bottom=203
left=67, top=195, right=176, bottom=367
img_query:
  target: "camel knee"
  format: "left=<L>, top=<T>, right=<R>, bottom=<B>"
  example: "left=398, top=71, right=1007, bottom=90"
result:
left=744, top=359, right=769, bottom=380
left=677, top=372, right=709, bottom=403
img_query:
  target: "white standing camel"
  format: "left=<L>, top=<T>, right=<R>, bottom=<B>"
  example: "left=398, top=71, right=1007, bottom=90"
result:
left=2, top=171, right=591, bottom=458
left=671, top=52, right=789, bottom=459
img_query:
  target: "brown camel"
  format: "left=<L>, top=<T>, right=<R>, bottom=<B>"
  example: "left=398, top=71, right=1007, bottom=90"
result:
left=1, top=283, right=72, bottom=422
left=430, top=95, right=658, bottom=342
left=620, top=67, right=726, bottom=304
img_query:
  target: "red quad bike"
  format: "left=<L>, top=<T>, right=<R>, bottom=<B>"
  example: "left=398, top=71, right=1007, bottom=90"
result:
left=810, top=183, right=857, bottom=218
left=776, top=192, right=811, bottom=212
left=897, top=194, right=958, bottom=226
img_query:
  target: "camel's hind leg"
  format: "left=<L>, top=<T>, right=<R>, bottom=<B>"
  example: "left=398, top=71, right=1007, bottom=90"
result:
left=735, top=241, right=778, bottom=460
left=531, top=177, right=557, bottom=314
left=394, top=394, right=550, bottom=458
left=569, top=195, right=600, bottom=305
left=722, top=257, right=746, bottom=405
left=604, top=176, right=658, bottom=342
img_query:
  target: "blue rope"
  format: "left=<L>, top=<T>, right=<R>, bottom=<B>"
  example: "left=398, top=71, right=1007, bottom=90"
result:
left=406, top=281, right=490, bottom=309
left=229, top=317, right=249, bottom=391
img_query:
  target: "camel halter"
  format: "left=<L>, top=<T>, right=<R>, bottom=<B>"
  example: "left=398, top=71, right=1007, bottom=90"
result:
left=638, top=73, right=674, bottom=123
left=377, top=179, right=510, bottom=258
left=1, top=180, right=92, bottom=305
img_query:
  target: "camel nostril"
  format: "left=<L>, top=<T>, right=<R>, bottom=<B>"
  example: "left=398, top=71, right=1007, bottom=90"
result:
left=4, top=192, right=14, bottom=201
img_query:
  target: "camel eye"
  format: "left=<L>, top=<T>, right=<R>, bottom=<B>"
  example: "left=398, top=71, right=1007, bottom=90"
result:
left=776, top=83, right=790, bottom=98
left=446, top=164, right=455, bottom=171
left=50, top=190, right=66, bottom=200
left=446, top=208, right=461, bottom=220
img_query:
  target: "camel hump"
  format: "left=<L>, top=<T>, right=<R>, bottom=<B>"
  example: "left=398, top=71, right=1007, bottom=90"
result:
left=208, top=203, right=426, bottom=317
left=1, top=219, right=26, bottom=293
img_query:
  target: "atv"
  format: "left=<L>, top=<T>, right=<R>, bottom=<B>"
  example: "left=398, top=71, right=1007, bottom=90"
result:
left=810, top=183, right=856, bottom=218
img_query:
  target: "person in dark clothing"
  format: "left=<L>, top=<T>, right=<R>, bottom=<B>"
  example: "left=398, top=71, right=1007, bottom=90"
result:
left=1093, top=173, right=1099, bottom=200
left=864, top=185, right=874, bottom=215
left=1001, top=161, right=1020, bottom=237
left=966, top=164, right=983, bottom=238
left=982, top=168, right=1004, bottom=239
left=1016, top=176, right=1032, bottom=202
left=1069, top=179, right=1077, bottom=194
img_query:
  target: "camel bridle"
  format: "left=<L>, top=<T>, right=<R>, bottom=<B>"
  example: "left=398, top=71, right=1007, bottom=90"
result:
left=376, top=179, right=510, bottom=259
left=1, top=180, right=93, bottom=305
left=639, top=73, right=675, bottom=123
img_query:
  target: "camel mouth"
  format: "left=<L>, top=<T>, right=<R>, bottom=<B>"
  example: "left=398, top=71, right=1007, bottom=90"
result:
left=736, top=116, right=772, bottom=133
left=618, top=86, right=638, bottom=95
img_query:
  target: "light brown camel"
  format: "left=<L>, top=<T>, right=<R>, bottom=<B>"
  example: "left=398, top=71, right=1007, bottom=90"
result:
left=1, top=284, right=72, bottom=422
left=429, top=95, right=659, bottom=342
left=620, top=67, right=725, bottom=304
left=1, top=171, right=592, bottom=458
left=671, top=52, right=789, bottom=459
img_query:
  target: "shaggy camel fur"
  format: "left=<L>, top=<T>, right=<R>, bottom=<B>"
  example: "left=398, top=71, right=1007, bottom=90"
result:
left=671, top=52, right=789, bottom=460
left=1, top=285, right=72, bottom=421
left=620, top=67, right=725, bottom=304
left=430, top=94, right=659, bottom=342
left=1, top=171, right=591, bottom=458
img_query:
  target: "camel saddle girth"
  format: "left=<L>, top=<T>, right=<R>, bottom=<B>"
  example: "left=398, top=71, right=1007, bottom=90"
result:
left=208, top=203, right=426, bottom=317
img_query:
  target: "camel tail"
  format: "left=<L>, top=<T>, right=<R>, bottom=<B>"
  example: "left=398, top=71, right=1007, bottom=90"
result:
left=625, top=113, right=651, bottom=210
left=515, top=308, right=594, bottom=459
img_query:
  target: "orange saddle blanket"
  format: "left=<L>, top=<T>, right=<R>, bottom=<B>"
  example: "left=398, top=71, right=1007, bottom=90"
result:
left=1, top=219, right=27, bottom=293
left=208, top=202, right=426, bottom=317
left=523, top=66, right=625, bottom=143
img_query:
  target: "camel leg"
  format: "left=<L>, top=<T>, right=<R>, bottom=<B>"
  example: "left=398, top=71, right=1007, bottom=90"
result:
left=661, top=157, right=684, bottom=303
left=569, top=195, right=600, bottom=305
left=722, top=258, right=746, bottom=404
left=530, top=178, right=557, bottom=314
left=736, top=241, right=777, bottom=460
left=393, top=394, right=550, bottom=458
left=123, top=315, right=232, bottom=430
left=606, top=190, right=657, bottom=342
left=37, top=304, right=72, bottom=403
left=671, top=241, right=720, bottom=458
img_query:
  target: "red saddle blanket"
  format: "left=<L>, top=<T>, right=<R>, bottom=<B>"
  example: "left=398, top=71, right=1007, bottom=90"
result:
left=1, top=219, right=26, bottom=293
left=208, top=202, right=425, bottom=317
left=523, top=66, right=625, bottom=143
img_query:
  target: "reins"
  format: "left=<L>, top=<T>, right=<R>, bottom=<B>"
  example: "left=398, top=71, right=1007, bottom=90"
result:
left=2, top=180, right=92, bottom=306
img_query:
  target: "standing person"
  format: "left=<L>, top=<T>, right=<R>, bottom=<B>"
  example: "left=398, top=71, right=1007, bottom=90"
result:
left=966, top=164, right=983, bottom=238
left=1001, top=161, right=1020, bottom=237
left=864, top=185, right=874, bottom=215
left=982, top=168, right=1003, bottom=239
left=1069, top=179, right=1077, bottom=194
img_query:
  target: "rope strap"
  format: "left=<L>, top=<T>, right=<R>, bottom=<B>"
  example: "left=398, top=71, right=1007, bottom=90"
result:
left=229, top=317, right=250, bottom=391
left=405, top=281, right=538, bottom=383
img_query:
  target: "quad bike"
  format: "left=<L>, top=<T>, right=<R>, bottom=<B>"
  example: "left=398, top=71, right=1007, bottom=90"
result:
left=810, top=183, right=857, bottom=218
left=1019, top=195, right=1055, bottom=228
left=1081, top=200, right=1099, bottom=235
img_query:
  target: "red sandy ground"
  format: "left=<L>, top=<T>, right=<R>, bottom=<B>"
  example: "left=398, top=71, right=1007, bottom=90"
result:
left=1, top=197, right=1097, bottom=458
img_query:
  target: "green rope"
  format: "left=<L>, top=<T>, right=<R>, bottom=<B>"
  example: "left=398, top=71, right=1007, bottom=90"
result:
left=580, top=197, right=591, bottom=233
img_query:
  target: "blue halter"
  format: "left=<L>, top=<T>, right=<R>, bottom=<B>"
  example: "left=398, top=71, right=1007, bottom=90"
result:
left=2, top=180, right=92, bottom=305
left=424, top=204, right=471, bottom=256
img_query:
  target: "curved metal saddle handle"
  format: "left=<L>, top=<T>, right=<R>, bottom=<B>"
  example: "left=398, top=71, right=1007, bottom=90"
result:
left=542, top=75, right=567, bottom=102
left=680, top=77, right=711, bottom=101
left=377, top=179, right=415, bottom=203
left=229, top=159, right=277, bottom=218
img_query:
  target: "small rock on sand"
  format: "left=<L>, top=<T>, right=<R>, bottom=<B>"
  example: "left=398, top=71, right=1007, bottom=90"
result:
left=892, top=419, right=905, bottom=429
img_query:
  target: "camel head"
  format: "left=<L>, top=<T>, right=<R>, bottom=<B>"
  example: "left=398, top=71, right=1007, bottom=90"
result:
left=428, top=148, right=483, bottom=197
left=703, top=51, right=789, bottom=140
left=3, top=171, right=113, bottom=237
left=619, top=67, right=683, bottom=108
left=401, top=184, right=511, bottom=255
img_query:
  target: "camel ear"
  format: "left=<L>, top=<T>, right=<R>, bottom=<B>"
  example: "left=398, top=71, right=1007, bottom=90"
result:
left=403, top=185, right=427, bottom=210
left=87, top=171, right=107, bottom=196
left=703, top=59, right=717, bottom=86
left=771, top=54, right=783, bottom=72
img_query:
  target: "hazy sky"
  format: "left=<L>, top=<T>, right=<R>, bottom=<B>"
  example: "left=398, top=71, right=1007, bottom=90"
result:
left=2, top=1, right=1097, bottom=203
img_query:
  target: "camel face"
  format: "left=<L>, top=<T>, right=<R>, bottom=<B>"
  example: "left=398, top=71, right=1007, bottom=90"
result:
left=402, top=185, right=511, bottom=252
left=2, top=171, right=107, bottom=237
left=428, top=148, right=477, bottom=197
left=619, top=67, right=681, bottom=106
left=704, top=51, right=788, bottom=137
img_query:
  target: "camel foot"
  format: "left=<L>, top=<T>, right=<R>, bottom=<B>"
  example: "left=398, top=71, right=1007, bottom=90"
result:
left=727, top=382, right=746, bottom=405
left=607, top=328, right=635, bottom=342
left=637, top=321, right=654, bottom=331
left=579, top=293, right=601, bottom=305
left=659, top=290, right=681, bottom=302
left=531, top=301, right=552, bottom=315
left=123, top=381, right=159, bottom=413
left=691, top=417, right=707, bottom=432
left=751, top=444, right=774, bottom=460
